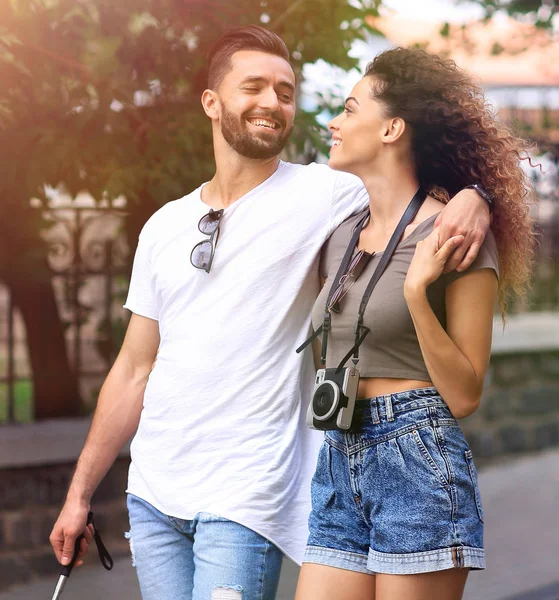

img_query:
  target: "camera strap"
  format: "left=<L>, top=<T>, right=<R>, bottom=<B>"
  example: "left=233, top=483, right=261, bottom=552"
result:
left=296, top=210, right=369, bottom=363
left=336, top=187, right=427, bottom=371
left=296, top=187, right=427, bottom=370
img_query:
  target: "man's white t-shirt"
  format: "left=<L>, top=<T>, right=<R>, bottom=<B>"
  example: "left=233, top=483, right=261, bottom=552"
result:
left=124, top=161, right=368, bottom=564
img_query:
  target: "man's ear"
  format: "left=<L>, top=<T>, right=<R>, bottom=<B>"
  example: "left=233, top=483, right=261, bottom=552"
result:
left=201, top=89, right=220, bottom=120
left=382, top=117, right=407, bottom=144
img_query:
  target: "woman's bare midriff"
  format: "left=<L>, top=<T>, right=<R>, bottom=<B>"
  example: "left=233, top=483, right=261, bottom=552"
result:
left=357, top=377, right=433, bottom=400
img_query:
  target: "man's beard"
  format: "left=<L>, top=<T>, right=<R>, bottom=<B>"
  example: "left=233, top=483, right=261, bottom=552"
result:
left=220, top=104, right=293, bottom=159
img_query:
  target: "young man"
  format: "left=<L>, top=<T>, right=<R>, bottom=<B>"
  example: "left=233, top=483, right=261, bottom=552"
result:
left=50, top=26, right=491, bottom=600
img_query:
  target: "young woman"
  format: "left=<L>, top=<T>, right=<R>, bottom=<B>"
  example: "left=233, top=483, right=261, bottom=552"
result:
left=295, top=47, right=534, bottom=600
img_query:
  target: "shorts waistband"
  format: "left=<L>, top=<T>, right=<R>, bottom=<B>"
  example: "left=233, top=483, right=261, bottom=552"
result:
left=355, top=386, right=447, bottom=423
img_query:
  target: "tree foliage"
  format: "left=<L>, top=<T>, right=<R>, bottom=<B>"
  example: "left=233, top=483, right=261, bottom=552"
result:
left=0, top=0, right=381, bottom=213
left=0, top=0, right=381, bottom=417
left=464, top=0, right=558, bottom=29
left=0, top=0, right=553, bottom=218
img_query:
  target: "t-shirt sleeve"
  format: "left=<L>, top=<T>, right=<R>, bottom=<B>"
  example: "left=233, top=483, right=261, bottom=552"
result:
left=330, top=171, right=369, bottom=230
left=319, top=233, right=338, bottom=281
left=445, top=229, right=500, bottom=286
left=123, top=226, right=159, bottom=320
left=319, top=212, right=365, bottom=280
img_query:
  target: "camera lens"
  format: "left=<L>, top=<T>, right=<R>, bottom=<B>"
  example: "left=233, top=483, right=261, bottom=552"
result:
left=312, top=381, right=339, bottom=421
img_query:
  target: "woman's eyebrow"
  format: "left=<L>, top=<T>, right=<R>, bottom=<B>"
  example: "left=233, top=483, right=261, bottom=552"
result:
left=345, top=96, right=360, bottom=105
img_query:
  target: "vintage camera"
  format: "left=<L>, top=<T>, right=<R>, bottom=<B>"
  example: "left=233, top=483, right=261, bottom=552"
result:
left=307, top=367, right=360, bottom=431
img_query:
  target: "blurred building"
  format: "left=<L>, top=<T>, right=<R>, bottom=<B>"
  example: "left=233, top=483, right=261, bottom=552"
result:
left=361, top=12, right=559, bottom=238
left=368, top=13, right=559, bottom=144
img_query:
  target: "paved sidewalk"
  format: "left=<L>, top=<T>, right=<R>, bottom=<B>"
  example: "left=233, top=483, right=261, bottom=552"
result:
left=1, top=448, right=558, bottom=600
left=463, top=449, right=559, bottom=600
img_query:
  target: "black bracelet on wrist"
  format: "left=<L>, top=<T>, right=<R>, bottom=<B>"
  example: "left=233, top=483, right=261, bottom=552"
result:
left=465, top=183, right=494, bottom=214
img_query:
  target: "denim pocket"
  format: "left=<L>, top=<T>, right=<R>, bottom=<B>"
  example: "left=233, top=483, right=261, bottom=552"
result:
left=412, top=427, right=451, bottom=488
left=311, top=442, right=336, bottom=512
left=465, top=449, right=484, bottom=523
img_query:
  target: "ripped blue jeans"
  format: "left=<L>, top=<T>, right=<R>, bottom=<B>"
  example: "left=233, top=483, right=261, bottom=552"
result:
left=126, top=493, right=283, bottom=600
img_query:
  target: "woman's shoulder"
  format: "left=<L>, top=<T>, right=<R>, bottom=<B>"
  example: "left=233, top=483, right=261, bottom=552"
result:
left=446, top=227, right=499, bottom=284
left=407, top=213, right=499, bottom=283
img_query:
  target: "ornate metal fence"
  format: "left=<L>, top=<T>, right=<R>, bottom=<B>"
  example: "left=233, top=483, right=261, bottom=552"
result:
left=0, top=202, right=130, bottom=423
left=1, top=179, right=558, bottom=423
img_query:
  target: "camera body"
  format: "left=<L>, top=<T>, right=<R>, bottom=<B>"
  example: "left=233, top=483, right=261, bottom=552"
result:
left=307, top=367, right=360, bottom=431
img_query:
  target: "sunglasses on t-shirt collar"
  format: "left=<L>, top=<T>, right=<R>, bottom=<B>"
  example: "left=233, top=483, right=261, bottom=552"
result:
left=190, top=208, right=224, bottom=273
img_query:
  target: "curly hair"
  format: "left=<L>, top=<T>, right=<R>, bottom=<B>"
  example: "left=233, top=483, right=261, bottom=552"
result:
left=365, top=47, right=535, bottom=315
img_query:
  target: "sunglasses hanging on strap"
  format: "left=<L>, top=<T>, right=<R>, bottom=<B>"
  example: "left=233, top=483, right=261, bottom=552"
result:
left=297, top=187, right=427, bottom=370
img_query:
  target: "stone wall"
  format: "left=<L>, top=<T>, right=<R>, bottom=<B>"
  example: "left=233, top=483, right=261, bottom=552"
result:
left=0, top=458, right=130, bottom=591
left=462, top=349, right=559, bottom=464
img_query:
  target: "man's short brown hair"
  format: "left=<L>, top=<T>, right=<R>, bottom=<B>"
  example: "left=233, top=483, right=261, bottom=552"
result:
left=208, top=26, right=291, bottom=90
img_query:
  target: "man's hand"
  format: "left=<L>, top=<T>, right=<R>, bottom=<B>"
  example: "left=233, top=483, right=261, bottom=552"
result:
left=405, top=228, right=464, bottom=296
left=434, top=188, right=490, bottom=273
left=50, top=500, right=94, bottom=568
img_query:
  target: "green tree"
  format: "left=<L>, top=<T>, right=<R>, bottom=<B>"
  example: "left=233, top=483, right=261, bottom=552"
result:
left=0, top=0, right=379, bottom=418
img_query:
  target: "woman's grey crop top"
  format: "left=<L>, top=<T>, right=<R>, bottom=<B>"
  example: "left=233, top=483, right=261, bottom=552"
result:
left=311, top=212, right=499, bottom=380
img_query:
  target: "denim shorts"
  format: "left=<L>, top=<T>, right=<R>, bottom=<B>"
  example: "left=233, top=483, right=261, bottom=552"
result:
left=304, top=387, right=485, bottom=575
